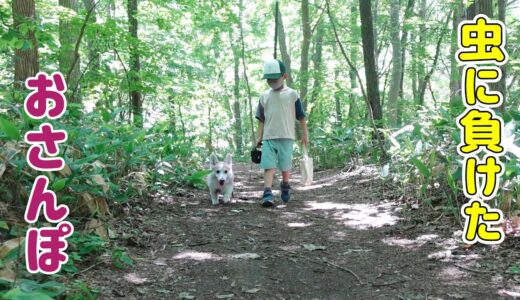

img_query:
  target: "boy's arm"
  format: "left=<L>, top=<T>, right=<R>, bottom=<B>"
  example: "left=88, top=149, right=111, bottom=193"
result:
left=255, top=99, right=265, bottom=146
left=299, top=118, right=308, bottom=147
left=295, top=98, right=308, bottom=146
left=257, top=121, right=264, bottom=146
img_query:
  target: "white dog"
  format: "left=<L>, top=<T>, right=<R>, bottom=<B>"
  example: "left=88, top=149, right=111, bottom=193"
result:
left=207, top=153, right=234, bottom=205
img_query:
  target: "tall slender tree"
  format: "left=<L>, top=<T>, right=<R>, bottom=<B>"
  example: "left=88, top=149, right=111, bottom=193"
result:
left=388, top=0, right=401, bottom=127
left=230, top=30, right=243, bottom=154
left=127, top=0, right=142, bottom=127
left=277, top=8, right=294, bottom=87
left=12, top=0, right=39, bottom=92
left=450, top=0, right=464, bottom=108
left=348, top=4, right=359, bottom=120
left=83, top=0, right=100, bottom=74
left=59, top=0, right=81, bottom=103
left=300, top=0, right=311, bottom=108
left=359, top=0, right=382, bottom=124
left=497, top=0, right=506, bottom=112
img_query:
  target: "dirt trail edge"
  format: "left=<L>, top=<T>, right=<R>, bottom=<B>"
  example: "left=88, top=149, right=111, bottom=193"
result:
left=82, top=164, right=518, bottom=300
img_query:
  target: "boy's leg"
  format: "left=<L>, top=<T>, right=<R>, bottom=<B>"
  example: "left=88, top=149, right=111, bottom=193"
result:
left=281, top=171, right=290, bottom=183
left=260, top=140, right=277, bottom=206
left=277, top=139, right=294, bottom=203
left=264, top=169, right=276, bottom=188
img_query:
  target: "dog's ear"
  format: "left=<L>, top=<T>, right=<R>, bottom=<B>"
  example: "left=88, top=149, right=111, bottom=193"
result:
left=224, top=153, right=232, bottom=164
left=210, top=153, right=218, bottom=166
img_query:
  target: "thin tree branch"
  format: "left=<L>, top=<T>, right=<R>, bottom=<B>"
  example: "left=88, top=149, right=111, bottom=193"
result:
left=419, top=12, right=451, bottom=104
left=65, top=0, right=100, bottom=85
left=326, top=0, right=385, bottom=156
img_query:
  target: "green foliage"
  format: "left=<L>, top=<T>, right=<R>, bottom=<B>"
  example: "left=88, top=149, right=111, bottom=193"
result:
left=1, top=280, right=66, bottom=300
left=65, top=280, right=99, bottom=300
left=111, top=248, right=133, bottom=270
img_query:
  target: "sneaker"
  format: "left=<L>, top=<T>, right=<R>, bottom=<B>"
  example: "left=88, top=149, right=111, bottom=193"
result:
left=280, top=182, right=291, bottom=203
left=262, top=189, right=274, bottom=207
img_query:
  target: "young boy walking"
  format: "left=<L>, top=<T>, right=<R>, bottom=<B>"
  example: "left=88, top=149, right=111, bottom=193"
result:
left=255, top=59, right=309, bottom=207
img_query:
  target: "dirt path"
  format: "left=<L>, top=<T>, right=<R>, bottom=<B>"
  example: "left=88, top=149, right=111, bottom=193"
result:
left=82, top=164, right=519, bottom=299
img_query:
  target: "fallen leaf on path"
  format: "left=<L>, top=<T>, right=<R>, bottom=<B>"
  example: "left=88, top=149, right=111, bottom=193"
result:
left=0, top=262, right=16, bottom=282
left=124, top=273, right=148, bottom=285
left=230, top=253, right=260, bottom=259
left=0, top=237, right=24, bottom=258
left=302, top=244, right=326, bottom=251
left=178, top=292, right=195, bottom=299
left=498, top=290, right=520, bottom=297
left=84, top=218, right=108, bottom=240
left=447, top=293, right=465, bottom=299
left=243, top=288, right=260, bottom=294
left=153, top=258, right=168, bottom=266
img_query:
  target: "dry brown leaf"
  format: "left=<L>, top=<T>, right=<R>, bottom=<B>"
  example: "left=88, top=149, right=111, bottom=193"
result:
left=463, top=244, right=474, bottom=252
left=124, top=273, right=148, bottom=285
left=93, top=160, right=106, bottom=169
left=0, top=261, right=16, bottom=282
left=90, top=175, right=109, bottom=193
left=0, top=237, right=25, bottom=258
left=0, top=163, right=6, bottom=179
left=58, top=164, right=72, bottom=177
left=84, top=219, right=108, bottom=240
left=81, top=192, right=110, bottom=217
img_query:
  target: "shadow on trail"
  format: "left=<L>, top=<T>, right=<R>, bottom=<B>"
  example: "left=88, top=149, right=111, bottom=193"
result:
left=82, top=164, right=513, bottom=299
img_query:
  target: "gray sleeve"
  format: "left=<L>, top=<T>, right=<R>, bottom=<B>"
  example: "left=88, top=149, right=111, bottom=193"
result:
left=255, top=100, right=265, bottom=122
left=295, top=98, right=305, bottom=120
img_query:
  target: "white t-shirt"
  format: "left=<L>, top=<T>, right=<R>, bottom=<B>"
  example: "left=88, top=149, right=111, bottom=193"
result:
left=255, top=87, right=304, bottom=140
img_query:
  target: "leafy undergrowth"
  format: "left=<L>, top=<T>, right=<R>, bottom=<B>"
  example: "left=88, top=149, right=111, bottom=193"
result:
left=0, top=106, right=211, bottom=298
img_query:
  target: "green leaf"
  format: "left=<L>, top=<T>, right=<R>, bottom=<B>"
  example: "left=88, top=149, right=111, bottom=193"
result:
left=0, top=117, right=21, bottom=140
left=508, top=265, right=520, bottom=274
left=411, top=157, right=431, bottom=179
left=0, top=221, right=9, bottom=230
left=51, top=179, right=68, bottom=192
left=3, top=288, right=53, bottom=300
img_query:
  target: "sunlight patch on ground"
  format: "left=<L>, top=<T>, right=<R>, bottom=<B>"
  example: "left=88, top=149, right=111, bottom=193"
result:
left=303, top=201, right=399, bottom=229
left=173, top=251, right=262, bottom=262
left=304, top=201, right=352, bottom=210
left=287, top=222, right=312, bottom=228
left=438, top=266, right=469, bottom=282
left=294, top=172, right=352, bottom=191
left=382, top=234, right=438, bottom=250
left=279, top=245, right=300, bottom=251
left=498, top=287, right=520, bottom=298
left=173, top=251, right=221, bottom=261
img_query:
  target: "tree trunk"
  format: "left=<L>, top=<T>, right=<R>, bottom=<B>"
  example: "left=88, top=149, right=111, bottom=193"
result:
left=300, top=0, right=311, bottom=108
left=239, top=0, right=255, bottom=145
left=348, top=4, right=359, bottom=120
left=398, top=0, right=415, bottom=100
left=419, top=14, right=451, bottom=105
left=59, top=0, right=81, bottom=103
left=411, top=34, right=418, bottom=101
left=334, top=45, right=343, bottom=124
left=230, top=31, right=243, bottom=154
left=127, top=0, right=142, bottom=127
left=388, top=0, right=401, bottom=127
left=309, top=21, right=324, bottom=123
left=83, top=0, right=100, bottom=74
left=498, top=0, right=506, bottom=112
left=417, top=0, right=427, bottom=106
left=477, top=0, right=493, bottom=17
left=372, top=0, right=380, bottom=73
left=450, top=0, right=464, bottom=108
left=359, top=0, right=383, bottom=124
left=12, top=0, right=39, bottom=92
left=277, top=9, right=294, bottom=87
